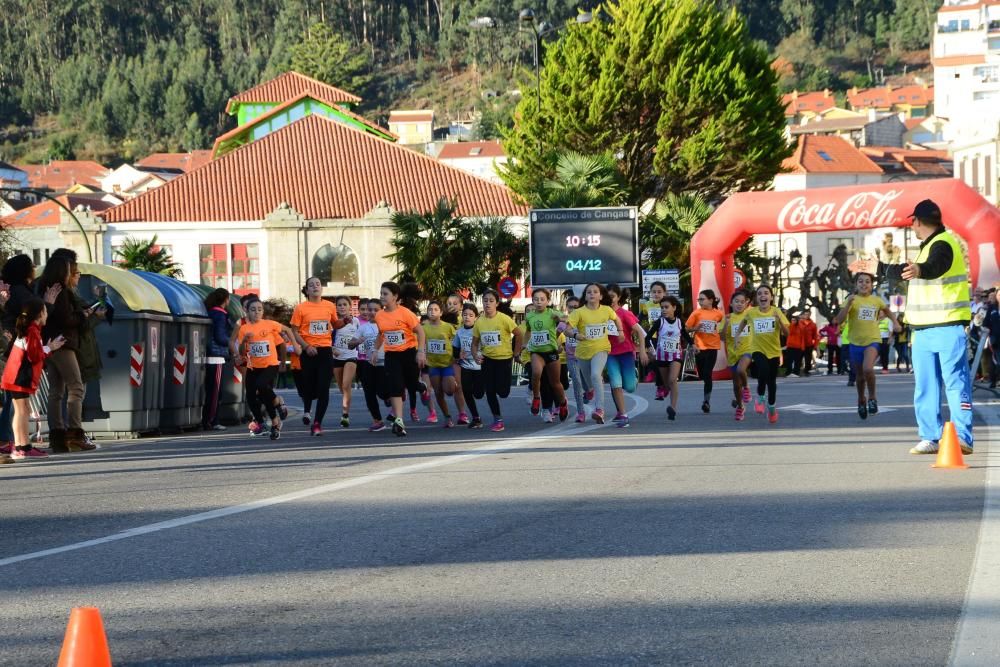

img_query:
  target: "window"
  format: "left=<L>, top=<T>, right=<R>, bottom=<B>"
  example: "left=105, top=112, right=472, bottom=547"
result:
left=974, top=65, right=1000, bottom=82
left=986, top=156, right=993, bottom=197
left=199, top=244, right=228, bottom=289
left=231, top=243, right=260, bottom=296
left=312, top=243, right=360, bottom=286
left=961, top=19, right=971, bottom=31
left=764, top=240, right=779, bottom=258
left=828, top=238, right=854, bottom=256
left=817, top=150, right=833, bottom=162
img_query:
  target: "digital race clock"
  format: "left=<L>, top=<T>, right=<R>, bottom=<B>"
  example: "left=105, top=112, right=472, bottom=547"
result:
left=528, top=207, right=640, bottom=288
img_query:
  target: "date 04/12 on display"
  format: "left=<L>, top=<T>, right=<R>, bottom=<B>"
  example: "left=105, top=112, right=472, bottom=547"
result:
left=565, top=259, right=603, bottom=271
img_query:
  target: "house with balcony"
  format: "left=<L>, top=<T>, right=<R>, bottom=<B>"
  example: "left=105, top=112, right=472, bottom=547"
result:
left=846, top=84, right=934, bottom=119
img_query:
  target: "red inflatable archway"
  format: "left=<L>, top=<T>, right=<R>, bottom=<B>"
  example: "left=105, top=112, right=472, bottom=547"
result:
left=691, top=178, right=1000, bottom=312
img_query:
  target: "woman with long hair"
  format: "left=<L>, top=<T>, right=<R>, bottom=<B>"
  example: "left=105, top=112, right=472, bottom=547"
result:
left=202, top=287, right=232, bottom=431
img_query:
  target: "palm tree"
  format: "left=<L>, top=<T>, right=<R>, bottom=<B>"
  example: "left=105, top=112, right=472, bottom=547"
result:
left=534, top=151, right=628, bottom=209
left=115, top=235, right=183, bottom=278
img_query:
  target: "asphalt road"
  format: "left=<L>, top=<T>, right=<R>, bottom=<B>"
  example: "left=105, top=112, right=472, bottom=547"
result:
left=2, top=371, right=997, bottom=666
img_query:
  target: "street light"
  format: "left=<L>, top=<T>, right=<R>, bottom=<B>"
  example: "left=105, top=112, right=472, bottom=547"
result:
left=519, top=9, right=593, bottom=113
left=0, top=187, right=94, bottom=262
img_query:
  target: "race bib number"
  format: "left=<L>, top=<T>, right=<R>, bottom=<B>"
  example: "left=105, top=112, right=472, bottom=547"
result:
left=384, top=330, right=405, bottom=346
left=428, top=339, right=448, bottom=355
left=607, top=321, right=619, bottom=336
left=309, top=320, right=329, bottom=336
left=659, top=337, right=679, bottom=353
left=334, top=333, right=352, bottom=349
left=584, top=324, right=606, bottom=339
left=858, top=306, right=877, bottom=321
left=460, top=337, right=472, bottom=352
left=647, top=307, right=661, bottom=322
left=731, top=323, right=745, bottom=339
left=698, top=320, right=718, bottom=333
left=565, top=336, right=577, bottom=351
left=754, top=318, right=776, bottom=334
left=480, top=331, right=501, bottom=348
left=249, top=341, right=270, bottom=358
left=362, top=338, right=376, bottom=355
left=530, top=330, right=550, bottom=347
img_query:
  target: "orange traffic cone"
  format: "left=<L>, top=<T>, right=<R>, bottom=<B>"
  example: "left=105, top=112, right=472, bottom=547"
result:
left=932, top=422, right=969, bottom=470
left=57, top=607, right=112, bottom=667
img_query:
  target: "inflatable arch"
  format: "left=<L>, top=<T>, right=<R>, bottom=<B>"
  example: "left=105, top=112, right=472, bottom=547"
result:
left=690, top=179, right=1000, bottom=378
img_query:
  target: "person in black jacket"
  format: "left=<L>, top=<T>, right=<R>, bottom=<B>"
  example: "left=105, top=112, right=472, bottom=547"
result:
left=202, top=288, right=233, bottom=430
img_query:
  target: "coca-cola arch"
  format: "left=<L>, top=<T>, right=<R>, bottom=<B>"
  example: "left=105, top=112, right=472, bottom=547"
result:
left=691, top=179, right=1000, bottom=315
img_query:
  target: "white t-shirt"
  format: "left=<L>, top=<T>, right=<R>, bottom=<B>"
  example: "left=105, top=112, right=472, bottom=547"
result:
left=333, top=317, right=360, bottom=360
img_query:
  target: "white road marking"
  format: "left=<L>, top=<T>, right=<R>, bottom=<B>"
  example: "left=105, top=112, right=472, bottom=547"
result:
left=783, top=402, right=900, bottom=415
left=0, top=395, right=647, bottom=566
left=951, top=404, right=1000, bottom=666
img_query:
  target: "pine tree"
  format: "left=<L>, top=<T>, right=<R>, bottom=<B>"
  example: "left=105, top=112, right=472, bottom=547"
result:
left=288, top=22, right=372, bottom=95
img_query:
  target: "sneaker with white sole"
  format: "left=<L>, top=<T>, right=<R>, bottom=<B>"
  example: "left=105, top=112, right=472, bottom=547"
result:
left=301, top=412, right=312, bottom=426
left=909, top=440, right=939, bottom=455
left=960, top=440, right=974, bottom=455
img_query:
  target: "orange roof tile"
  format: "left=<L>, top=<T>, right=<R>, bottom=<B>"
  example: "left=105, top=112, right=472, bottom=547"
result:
left=861, top=146, right=949, bottom=160
left=14, top=161, right=110, bottom=191
left=2, top=195, right=115, bottom=228
left=135, top=151, right=213, bottom=173
left=847, top=84, right=933, bottom=109
left=102, top=115, right=526, bottom=223
left=389, top=110, right=435, bottom=123
left=782, top=135, right=883, bottom=174
left=226, top=71, right=361, bottom=114
left=781, top=89, right=837, bottom=116
left=437, top=141, right=506, bottom=160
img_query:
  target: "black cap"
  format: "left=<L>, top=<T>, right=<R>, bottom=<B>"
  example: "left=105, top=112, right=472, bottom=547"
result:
left=908, top=199, right=941, bottom=221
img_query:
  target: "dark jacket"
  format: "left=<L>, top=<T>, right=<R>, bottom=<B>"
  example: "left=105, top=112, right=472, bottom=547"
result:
left=42, top=288, right=84, bottom=351
left=207, top=306, right=233, bottom=358
left=1, top=284, right=39, bottom=334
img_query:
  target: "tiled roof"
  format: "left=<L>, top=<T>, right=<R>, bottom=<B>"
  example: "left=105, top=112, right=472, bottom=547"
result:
left=788, top=116, right=869, bottom=134
left=226, top=71, right=361, bottom=114
left=135, top=151, right=213, bottom=173
left=437, top=141, right=506, bottom=160
left=782, top=135, right=883, bottom=174
left=102, top=115, right=526, bottom=223
left=847, top=84, right=934, bottom=109
left=2, top=194, right=115, bottom=228
left=860, top=146, right=952, bottom=176
left=14, top=161, right=110, bottom=191
left=904, top=118, right=927, bottom=131
left=781, top=89, right=837, bottom=116
left=389, top=110, right=434, bottom=123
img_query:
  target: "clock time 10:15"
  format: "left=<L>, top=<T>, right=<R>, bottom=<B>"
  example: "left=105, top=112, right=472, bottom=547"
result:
left=565, top=235, right=601, bottom=247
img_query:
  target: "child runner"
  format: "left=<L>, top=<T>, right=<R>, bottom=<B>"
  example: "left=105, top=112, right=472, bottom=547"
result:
left=647, top=295, right=687, bottom=420
left=401, top=283, right=436, bottom=424
left=2, top=298, right=65, bottom=459
left=443, top=293, right=469, bottom=424
left=740, top=285, right=789, bottom=424
left=686, top=289, right=725, bottom=413
left=453, top=302, right=485, bottom=428
left=563, top=295, right=591, bottom=422
left=374, top=281, right=426, bottom=437
left=567, top=283, right=625, bottom=425
left=422, top=300, right=460, bottom=428
left=471, top=289, right=522, bottom=432
left=524, top=287, right=569, bottom=421
left=539, top=331, right=571, bottom=423
left=332, top=295, right=361, bottom=428
left=833, top=273, right=901, bottom=419
left=722, top=289, right=753, bottom=421
left=290, top=277, right=346, bottom=435
left=234, top=297, right=289, bottom=440
left=352, top=299, right=390, bottom=431
left=606, top=284, right=648, bottom=428
left=643, top=281, right=668, bottom=399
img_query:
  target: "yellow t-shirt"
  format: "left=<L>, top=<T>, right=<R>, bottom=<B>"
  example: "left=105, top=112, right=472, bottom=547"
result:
left=517, top=323, right=531, bottom=364
left=641, top=301, right=663, bottom=324
left=848, top=294, right=887, bottom=346
left=422, top=321, right=456, bottom=368
left=472, top=312, right=517, bottom=360
left=557, top=332, right=567, bottom=364
left=568, top=304, right=617, bottom=360
left=723, top=310, right=752, bottom=366
left=746, top=306, right=789, bottom=359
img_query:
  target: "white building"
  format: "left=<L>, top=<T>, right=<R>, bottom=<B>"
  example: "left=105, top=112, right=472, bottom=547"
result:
left=437, top=141, right=508, bottom=184
left=100, top=164, right=177, bottom=199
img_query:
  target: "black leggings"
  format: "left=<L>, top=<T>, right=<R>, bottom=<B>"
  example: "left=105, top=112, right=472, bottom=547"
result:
left=385, top=348, right=422, bottom=399
left=482, top=356, right=512, bottom=418
left=461, top=367, right=485, bottom=419
left=752, top=353, right=779, bottom=406
left=358, top=361, right=388, bottom=421
left=879, top=340, right=891, bottom=370
left=246, top=365, right=279, bottom=424
left=299, top=347, right=333, bottom=425
left=694, top=349, right=717, bottom=400
left=541, top=364, right=570, bottom=409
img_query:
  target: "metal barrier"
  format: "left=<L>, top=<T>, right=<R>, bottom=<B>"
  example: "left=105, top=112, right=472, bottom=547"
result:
left=28, top=371, right=50, bottom=443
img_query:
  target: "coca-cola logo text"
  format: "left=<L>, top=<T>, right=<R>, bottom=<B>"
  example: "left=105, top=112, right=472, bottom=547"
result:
left=777, top=190, right=902, bottom=232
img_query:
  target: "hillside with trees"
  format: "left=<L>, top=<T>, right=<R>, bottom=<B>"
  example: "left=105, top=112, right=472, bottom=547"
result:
left=0, top=0, right=938, bottom=164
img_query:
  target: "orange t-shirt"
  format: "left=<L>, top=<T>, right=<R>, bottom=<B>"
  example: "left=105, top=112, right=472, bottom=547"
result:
left=685, top=308, right=724, bottom=350
left=236, top=319, right=284, bottom=369
left=374, top=306, right=419, bottom=352
left=291, top=299, right=338, bottom=347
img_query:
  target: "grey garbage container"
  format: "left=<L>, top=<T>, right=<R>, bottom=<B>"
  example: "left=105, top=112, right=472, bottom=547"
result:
left=187, top=283, right=248, bottom=425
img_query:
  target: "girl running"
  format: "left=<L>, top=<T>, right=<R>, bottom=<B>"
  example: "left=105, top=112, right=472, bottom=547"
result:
left=740, top=285, right=789, bottom=424
left=290, top=277, right=346, bottom=436
left=471, top=289, right=522, bottom=432
left=423, top=300, right=460, bottom=428
left=606, top=284, right=648, bottom=428
left=453, top=302, right=485, bottom=429
left=2, top=298, right=65, bottom=460
left=833, top=273, right=901, bottom=419
left=525, top=288, right=569, bottom=421
left=686, top=289, right=725, bottom=413
left=374, top=281, right=426, bottom=437
left=567, top=283, right=625, bottom=425
left=722, top=289, right=754, bottom=421
left=401, top=283, right=436, bottom=424
left=647, top=295, right=688, bottom=420
left=538, top=332, right=571, bottom=423
left=351, top=299, right=390, bottom=431
left=234, top=297, right=290, bottom=440
left=332, top=295, right=361, bottom=428
left=643, top=281, right=668, bottom=400
left=563, top=295, right=591, bottom=422
left=443, top=293, right=469, bottom=424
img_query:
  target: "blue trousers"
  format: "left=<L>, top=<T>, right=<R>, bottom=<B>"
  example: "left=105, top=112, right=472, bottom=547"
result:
left=911, top=325, right=973, bottom=445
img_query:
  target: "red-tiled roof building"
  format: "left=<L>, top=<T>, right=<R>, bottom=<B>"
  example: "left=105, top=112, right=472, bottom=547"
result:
left=15, top=160, right=110, bottom=192
left=135, top=151, right=214, bottom=173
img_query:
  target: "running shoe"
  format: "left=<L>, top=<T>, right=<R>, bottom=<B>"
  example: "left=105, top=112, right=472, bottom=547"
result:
left=734, top=406, right=745, bottom=421
left=742, top=387, right=751, bottom=403
left=585, top=388, right=595, bottom=403
left=558, top=402, right=569, bottom=422
left=444, top=417, right=455, bottom=429
left=575, top=412, right=586, bottom=423
left=277, top=402, right=288, bottom=421
left=541, top=409, right=552, bottom=422
left=410, top=408, right=420, bottom=423
left=644, top=370, right=655, bottom=383
left=301, top=412, right=312, bottom=426
left=1, top=454, right=13, bottom=464
left=419, top=383, right=431, bottom=406
left=269, top=423, right=281, bottom=440
left=909, top=439, right=938, bottom=455
left=249, top=423, right=266, bottom=437
left=341, top=413, right=350, bottom=428
left=310, top=423, right=323, bottom=437
left=858, top=401, right=868, bottom=420
left=457, top=412, right=470, bottom=426
left=666, top=406, right=676, bottom=421
left=867, top=399, right=878, bottom=415
left=469, top=417, right=484, bottom=429
left=531, top=397, right=541, bottom=415
left=544, top=410, right=555, bottom=424
left=616, top=415, right=630, bottom=429
left=754, top=397, right=765, bottom=414
left=592, top=408, right=605, bottom=424
left=847, top=379, right=855, bottom=387
left=209, top=424, right=227, bottom=431
left=960, top=440, right=974, bottom=455
left=767, top=406, right=778, bottom=424
left=490, top=419, right=505, bottom=432
left=655, top=387, right=665, bottom=401
left=12, top=445, right=49, bottom=459
left=368, top=420, right=386, bottom=432
left=426, top=410, right=439, bottom=424
left=701, top=401, right=710, bottom=414
left=0, top=442, right=12, bottom=455
left=392, top=418, right=407, bottom=437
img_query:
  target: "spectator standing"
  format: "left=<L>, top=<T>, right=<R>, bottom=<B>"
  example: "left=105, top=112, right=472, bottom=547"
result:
left=202, top=288, right=232, bottom=431
left=784, top=314, right=805, bottom=377
left=818, top=320, right=842, bottom=375
left=894, top=320, right=911, bottom=373
left=800, top=312, right=819, bottom=376
left=878, top=316, right=892, bottom=374
left=982, top=289, right=999, bottom=389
